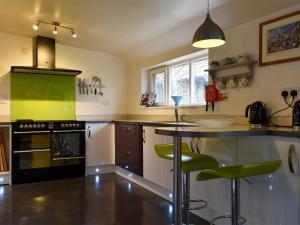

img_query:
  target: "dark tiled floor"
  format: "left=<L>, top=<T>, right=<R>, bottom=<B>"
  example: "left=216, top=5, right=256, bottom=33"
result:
left=0, top=174, right=208, bottom=225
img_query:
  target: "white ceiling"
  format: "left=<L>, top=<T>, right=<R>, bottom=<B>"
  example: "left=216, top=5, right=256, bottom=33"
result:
left=0, top=0, right=299, bottom=62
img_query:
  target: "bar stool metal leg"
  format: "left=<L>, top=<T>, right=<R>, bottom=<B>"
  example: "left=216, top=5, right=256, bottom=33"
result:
left=211, top=178, right=246, bottom=225
left=231, top=178, right=240, bottom=225
left=183, top=172, right=190, bottom=225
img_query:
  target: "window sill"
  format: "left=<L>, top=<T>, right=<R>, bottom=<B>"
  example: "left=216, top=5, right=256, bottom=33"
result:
left=139, top=104, right=205, bottom=109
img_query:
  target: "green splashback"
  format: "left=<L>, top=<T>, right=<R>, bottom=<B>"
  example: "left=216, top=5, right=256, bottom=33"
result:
left=11, top=73, right=76, bottom=121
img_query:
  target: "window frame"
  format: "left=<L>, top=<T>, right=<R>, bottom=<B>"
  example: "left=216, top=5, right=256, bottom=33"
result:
left=149, top=55, right=208, bottom=106
left=149, top=66, right=168, bottom=105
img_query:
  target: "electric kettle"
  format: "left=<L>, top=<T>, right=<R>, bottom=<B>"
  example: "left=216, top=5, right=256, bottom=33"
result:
left=245, top=101, right=267, bottom=128
left=293, top=100, right=300, bottom=130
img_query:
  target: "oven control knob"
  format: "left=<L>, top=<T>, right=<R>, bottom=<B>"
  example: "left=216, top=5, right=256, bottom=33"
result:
left=72, top=123, right=76, bottom=127
left=28, top=124, right=32, bottom=128
left=19, top=125, right=24, bottom=129
left=37, top=124, right=41, bottom=128
left=76, top=124, right=80, bottom=128
left=33, top=124, right=37, bottom=128
left=41, top=124, right=45, bottom=128
left=61, top=124, right=65, bottom=128
left=24, top=124, right=28, bottom=129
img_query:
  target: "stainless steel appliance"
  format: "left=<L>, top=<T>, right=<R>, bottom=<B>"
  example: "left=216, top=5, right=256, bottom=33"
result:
left=12, top=120, right=85, bottom=184
left=245, top=101, right=268, bottom=128
left=293, top=100, right=300, bottom=130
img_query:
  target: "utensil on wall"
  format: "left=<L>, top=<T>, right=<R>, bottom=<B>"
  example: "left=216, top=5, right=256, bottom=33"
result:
left=77, top=76, right=105, bottom=96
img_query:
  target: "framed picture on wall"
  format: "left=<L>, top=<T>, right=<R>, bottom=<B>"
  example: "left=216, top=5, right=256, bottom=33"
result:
left=259, top=10, right=300, bottom=66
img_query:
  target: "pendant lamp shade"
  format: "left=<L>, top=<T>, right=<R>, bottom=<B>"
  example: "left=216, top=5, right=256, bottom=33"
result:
left=192, top=13, right=225, bottom=48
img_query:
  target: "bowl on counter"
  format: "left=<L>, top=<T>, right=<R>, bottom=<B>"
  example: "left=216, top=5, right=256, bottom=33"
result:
left=193, top=119, right=234, bottom=128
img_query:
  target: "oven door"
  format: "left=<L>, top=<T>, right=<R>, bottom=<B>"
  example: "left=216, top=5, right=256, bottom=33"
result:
left=12, top=131, right=51, bottom=170
left=51, top=130, right=85, bottom=167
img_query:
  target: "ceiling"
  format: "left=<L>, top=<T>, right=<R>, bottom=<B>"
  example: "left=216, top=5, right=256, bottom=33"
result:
left=0, top=0, right=299, bottom=62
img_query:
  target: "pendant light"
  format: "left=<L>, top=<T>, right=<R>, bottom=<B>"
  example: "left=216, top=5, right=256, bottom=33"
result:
left=192, top=0, right=225, bottom=48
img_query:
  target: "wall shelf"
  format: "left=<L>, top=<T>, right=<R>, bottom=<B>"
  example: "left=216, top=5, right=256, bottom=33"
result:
left=205, top=60, right=258, bottom=82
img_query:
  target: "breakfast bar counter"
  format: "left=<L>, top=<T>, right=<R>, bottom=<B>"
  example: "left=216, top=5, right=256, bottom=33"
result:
left=155, top=125, right=300, bottom=225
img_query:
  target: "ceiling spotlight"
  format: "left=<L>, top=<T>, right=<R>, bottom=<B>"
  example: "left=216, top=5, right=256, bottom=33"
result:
left=71, top=29, right=77, bottom=38
left=33, top=22, right=39, bottom=31
left=53, top=26, right=58, bottom=35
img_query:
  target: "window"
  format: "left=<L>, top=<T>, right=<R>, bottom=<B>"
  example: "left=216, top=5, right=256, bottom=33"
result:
left=150, top=56, right=208, bottom=106
left=149, top=67, right=167, bottom=104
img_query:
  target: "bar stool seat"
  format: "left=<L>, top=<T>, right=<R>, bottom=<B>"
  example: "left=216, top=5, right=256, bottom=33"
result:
left=197, top=160, right=282, bottom=225
left=155, top=143, right=218, bottom=225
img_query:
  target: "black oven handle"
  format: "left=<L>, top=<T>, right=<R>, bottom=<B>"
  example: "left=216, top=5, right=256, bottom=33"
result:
left=52, top=156, right=85, bottom=160
left=14, top=148, right=51, bottom=154
left=53, top=130, right=85, bottom=133
left=13, top=131, right=50, bottom=134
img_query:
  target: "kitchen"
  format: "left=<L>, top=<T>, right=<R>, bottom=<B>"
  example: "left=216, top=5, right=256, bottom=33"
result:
left=0, top=0, right=300, bottom=225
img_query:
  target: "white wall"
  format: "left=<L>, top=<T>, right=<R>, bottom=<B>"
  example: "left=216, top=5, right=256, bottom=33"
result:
left=56, top=44, right=128, bottom=116
left=0, top=32, right=128, bottom=117
left=127, top=4, right=300, bottom=117
left=0, top=32, right=32, bottom=116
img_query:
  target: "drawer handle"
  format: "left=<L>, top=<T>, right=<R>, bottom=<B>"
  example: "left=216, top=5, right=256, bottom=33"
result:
left=288, top=144, right=296, bottom=174
left=127, top=151, right=132, bottom=156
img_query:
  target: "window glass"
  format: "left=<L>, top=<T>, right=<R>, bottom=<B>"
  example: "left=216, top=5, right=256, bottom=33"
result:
left=169, top=63, right=190, bottom=105
left=148, top=53, right=208, bottom=106
left=153, top=72, right=165, bottom=103
left=191, top=58, right=208, bottom=104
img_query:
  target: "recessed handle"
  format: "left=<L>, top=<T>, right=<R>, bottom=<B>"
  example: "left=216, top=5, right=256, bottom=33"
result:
left=288, top=144, right=296, bottom=174
left=87, top=126, right=91, bottom=138
left=142, top=129, right=146, bottom=143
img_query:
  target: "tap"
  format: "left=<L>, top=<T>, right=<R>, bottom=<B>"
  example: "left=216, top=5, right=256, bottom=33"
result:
left=175, top=108, right=179, bottom=122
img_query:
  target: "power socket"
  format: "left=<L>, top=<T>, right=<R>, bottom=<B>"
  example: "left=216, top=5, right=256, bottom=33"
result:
left=282, top=87, right=299, bottom=97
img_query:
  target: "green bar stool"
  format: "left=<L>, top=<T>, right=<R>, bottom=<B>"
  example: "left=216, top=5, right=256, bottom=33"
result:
left=155, top=143, right=219, bottom=225
left=197, top=160, right=282, bottom=225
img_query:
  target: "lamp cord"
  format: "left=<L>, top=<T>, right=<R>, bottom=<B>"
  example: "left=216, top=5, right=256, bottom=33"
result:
left=207, top=0, right=209, bottom=13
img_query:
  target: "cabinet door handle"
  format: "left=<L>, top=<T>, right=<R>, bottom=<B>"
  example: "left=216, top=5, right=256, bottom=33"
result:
left=142, top=129, right=146, bottom=143
left=87, top=126, right=91, bottom=138
left=127, top=151, right=131, bottom=156
left=288, top=144, right=296, bottom=174
left=123, top=127, right=130, bottom=132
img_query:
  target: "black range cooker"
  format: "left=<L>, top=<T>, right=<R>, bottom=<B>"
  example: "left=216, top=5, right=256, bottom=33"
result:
left=12, top=120, right=85, bottom=184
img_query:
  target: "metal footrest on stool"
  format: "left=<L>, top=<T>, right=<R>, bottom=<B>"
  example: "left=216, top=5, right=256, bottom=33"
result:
left=188, top=199, right=208, bottom=210
left=211, top=215, right=246, bottom=225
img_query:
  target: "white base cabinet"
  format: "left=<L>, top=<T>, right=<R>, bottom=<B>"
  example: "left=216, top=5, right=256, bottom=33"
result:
left=143, top=126, right=173, bottom=191
left=85, top=122, right=115, bottom=175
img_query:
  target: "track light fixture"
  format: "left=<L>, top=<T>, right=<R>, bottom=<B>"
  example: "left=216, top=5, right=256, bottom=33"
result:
left=33, top=20, right=77, bottom=38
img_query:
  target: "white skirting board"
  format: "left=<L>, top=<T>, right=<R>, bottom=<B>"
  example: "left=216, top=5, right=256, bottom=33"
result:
left=86, top=164, right=115, bottom=176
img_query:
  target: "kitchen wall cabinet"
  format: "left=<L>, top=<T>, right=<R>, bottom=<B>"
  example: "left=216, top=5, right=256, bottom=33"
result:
left=115, top=123, right=143, bottom=176
left=86, top=122, right=115, bottom=174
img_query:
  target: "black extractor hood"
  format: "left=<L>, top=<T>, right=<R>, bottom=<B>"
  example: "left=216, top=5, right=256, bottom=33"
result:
left=11, top=36, right=82, bottom=76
